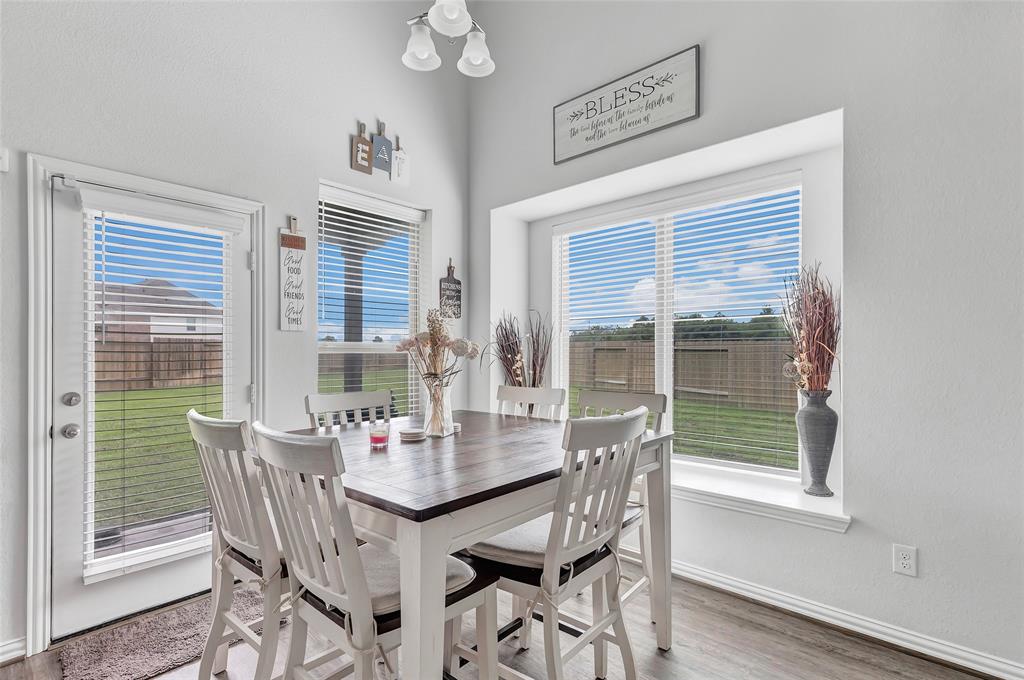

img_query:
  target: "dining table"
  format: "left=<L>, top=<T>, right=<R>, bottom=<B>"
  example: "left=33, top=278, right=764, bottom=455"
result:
left=291, top=409, right=673, bottom=680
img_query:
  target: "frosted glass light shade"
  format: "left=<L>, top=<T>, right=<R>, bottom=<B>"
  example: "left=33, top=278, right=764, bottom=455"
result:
left=457, top=31, right=494, bottom=77
left=427, top=0, right=472, bottom=37
left=402, top=23, right=441, bottom=71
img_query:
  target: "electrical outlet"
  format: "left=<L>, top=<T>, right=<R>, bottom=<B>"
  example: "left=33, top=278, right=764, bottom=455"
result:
left=892, top=544, right=917, bottom=577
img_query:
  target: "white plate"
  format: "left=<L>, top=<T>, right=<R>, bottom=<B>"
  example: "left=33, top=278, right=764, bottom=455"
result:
left=399, top=429, right=426, bottom=442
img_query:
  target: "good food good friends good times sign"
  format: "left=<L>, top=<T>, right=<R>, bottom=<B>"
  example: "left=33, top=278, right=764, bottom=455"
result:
left=553, top=45, right=700, bottom=164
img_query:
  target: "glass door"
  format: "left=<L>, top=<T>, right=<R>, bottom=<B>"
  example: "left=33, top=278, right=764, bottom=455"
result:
left=49, top=184, right=253, bottom=638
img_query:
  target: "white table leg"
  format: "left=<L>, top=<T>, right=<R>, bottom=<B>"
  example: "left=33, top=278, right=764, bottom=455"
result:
left=647, top=440, right=673, bottom=650
left=398, top=515, right=452, bottom=680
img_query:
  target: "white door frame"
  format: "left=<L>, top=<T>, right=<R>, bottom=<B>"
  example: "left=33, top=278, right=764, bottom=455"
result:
left=25, top=154, right=266, bottom=655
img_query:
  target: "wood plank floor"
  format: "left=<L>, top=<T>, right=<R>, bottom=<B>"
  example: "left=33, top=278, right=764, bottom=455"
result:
left=2, top=567, right=986, bottom=680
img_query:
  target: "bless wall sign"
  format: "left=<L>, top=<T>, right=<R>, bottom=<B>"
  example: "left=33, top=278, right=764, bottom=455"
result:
left=553, top=45, right=700, bottom=164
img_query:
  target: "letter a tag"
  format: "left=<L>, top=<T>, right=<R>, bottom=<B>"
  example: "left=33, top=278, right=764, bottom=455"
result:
left=372, top=122, right=393, bottom=173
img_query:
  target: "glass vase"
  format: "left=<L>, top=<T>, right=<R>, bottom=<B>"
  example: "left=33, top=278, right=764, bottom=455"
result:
left=423, top=381, right=454, bottom=437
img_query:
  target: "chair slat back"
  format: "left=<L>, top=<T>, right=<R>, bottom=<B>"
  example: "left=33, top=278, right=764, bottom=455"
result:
left=187, top=410, right=275, bottom=563
left=577, top=390, right=668, bottom=433
left=542, top=407, right=648, bottom=592
left=305, top=390, right=391, bottom=428
left=496, top=385, right=566, bottom=420
left=251, top=422, right=375, bottom=640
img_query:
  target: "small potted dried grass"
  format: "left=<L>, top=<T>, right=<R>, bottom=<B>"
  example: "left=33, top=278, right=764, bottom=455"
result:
left=783, top=263, right=841, bottom=497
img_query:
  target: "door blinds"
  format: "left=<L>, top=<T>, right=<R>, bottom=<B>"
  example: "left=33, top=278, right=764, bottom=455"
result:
left=83, top=210, right=230, bottom=564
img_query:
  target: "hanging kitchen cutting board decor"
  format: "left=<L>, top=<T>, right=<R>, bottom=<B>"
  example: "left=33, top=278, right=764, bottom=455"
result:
left=372, top=122, right=393, bottom=173
left=351, top=121, right=373, bottom=175
left=439, top=258, right=462, bottom=318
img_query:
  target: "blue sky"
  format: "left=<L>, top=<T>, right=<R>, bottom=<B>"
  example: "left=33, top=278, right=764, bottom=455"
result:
left=317, top=232, right=413, bottom=341
left=567, top=188, right=801, bottom=332
left=92, top=216, right=225, bottom=306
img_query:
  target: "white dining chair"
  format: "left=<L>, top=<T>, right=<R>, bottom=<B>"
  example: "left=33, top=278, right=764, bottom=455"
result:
left=462, top=407, right=649, bottom=680
left=251, top=422, right=499, bottom=680
left=305, top=389, right=391, bottom=428
left=188, top=410, right=286, bottom=680
left=578, top=390, right=669, bottom=620
left=495, top=385, right=566, bottom=420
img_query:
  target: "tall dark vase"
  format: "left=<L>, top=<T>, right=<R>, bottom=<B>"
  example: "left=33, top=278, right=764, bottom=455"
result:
left=797, top=389, right=838, bottom=497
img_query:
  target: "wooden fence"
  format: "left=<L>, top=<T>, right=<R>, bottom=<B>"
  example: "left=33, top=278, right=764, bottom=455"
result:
left=94, top=339, right=223, bottom=391
left=569, top=339, right=797, bottom=411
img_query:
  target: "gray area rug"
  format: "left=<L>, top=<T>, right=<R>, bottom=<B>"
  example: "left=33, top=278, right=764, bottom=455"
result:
left=59, top=588, right=276, bottom=680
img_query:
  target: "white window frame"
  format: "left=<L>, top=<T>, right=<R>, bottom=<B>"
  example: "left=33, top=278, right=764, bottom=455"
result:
left=315, top=182, right=428, bottom=412
left=26, top=154, right=265, bottom=655
left=552, top=172, right=804, bottom=477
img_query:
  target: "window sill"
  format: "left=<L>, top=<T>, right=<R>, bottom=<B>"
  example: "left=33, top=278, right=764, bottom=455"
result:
left=671, top=459, right=851, bottom=533
left=83, top=532, right=212, bottom=585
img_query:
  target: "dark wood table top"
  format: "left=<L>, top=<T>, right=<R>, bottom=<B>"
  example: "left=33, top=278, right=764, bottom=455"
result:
left=290, top=409, right=668, bottom=522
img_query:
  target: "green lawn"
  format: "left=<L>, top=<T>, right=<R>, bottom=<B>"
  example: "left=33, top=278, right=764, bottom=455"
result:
left=94, top=384, right=222, bottom=535
left=91, top=376, right=795, bottom=552
left=568, top=387, right=798, bottom=470
left=317, top=367, right=413, bottom=415
left=92, top=367, right=411, bottom=548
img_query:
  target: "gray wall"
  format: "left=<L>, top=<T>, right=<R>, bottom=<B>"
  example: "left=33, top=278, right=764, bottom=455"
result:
left=467, top=0, right=1024, bottom=665
left=0, top=0, right=470, bottom=648
left=2, top=0, right=1022, bottom=669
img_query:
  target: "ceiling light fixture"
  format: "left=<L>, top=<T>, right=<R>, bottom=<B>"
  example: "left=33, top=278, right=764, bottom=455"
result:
left=427, top=0, right=473, bottom=38
left=402, top=20, right=441, bottom=71
left=403, top=3, right=493, bottom=77
left=457, top=28, right=494, bottom=78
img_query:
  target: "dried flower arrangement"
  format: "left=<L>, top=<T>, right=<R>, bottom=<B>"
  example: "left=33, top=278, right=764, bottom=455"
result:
left=782, top=263, right=841, bottom=392
left=396, top=308, right=480, bottom=389
left=396, top=308, right=479, bottom=436
left=486, top=312, right=553, bottom=388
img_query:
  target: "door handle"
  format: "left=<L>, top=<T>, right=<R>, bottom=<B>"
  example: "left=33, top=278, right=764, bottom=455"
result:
left=61, top=423, right=81, bottom=439
left=61, top=392, right=82, bottom=406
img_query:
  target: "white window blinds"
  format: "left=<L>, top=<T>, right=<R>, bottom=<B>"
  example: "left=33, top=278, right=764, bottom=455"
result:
left=84, top=211, right=230, bottom=563
left=317, top=192, right=423, bottom=416
left=556, top=181, right=802, bottom=471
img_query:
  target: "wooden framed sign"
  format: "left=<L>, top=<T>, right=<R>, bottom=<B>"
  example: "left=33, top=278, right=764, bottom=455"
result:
left=279, top=229, right=308, bottom=331
left=553, top=45, right=700, bottom=164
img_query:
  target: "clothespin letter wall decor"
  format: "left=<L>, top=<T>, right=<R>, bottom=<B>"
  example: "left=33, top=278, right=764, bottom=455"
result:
left=391, top=135, right=410, bottom=186
left=372, top=122, right=393, bottom=173
left=439, top=258, right=462, bottom=319
left=351, top=122, right=372, bottom=175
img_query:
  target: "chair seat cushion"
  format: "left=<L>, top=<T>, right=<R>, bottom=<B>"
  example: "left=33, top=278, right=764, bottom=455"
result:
left=458, top=546, right=613, bottom=589
left=622, top=502, right=645, bottom=530
left=358, top=544, right=475, bottom=615
left=467, top=506, right=643, bottom=569
left=301, top=553, right=497, bottom=636
left=466, top=514, right=555, bottom=568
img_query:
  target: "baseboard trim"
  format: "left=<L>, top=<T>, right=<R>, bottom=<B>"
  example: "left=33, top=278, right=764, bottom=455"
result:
left=671, top=559, right=1023, bottom=680
left=0, top=637, right=26, bottom=666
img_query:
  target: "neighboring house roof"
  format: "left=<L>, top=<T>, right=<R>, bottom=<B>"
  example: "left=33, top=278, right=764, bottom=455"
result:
left=94, top=279, right=221, bottom=337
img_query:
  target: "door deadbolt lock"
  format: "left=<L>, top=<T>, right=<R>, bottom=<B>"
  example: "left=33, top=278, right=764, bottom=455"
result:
left=62, top=392, right=82, bottom=407
left=61, top=423, right=81, bottom=439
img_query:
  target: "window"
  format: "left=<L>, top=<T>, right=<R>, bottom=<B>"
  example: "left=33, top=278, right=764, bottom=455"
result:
left=317, top=187, right=424, bottom=415
left=555, top=179, right=801, bottom=472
